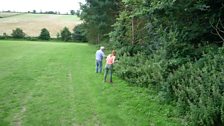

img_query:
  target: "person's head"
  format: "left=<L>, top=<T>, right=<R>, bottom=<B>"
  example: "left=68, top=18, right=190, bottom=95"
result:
left=112, top=50, right=116, bottom=56
left=100, top=46, right=105, bottom=51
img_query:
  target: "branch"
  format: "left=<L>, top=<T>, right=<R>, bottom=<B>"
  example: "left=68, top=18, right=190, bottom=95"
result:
left=215, top=28, right=224, bottom=42
left=210, top=18, right=224, bottom=42
left=219, top=18, right=224, bottom=29
left=211, top=30, right=218, bottom=36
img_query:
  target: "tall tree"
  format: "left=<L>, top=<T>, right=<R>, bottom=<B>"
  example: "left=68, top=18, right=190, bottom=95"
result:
left=79, top=0, right=122, bottom=43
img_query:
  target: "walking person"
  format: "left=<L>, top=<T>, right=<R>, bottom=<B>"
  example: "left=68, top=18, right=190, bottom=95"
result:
left=104, top=50, right=116, bottom=83
left=96, top=46, right=105, bottom=73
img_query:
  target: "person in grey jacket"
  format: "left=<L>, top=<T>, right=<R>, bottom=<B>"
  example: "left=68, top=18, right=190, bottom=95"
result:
left=95, top=46, right=105, bottom=73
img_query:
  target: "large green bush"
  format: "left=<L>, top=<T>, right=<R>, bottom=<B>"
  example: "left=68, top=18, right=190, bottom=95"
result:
left=39, top=28, right=50, bottom=40
left=72, top=24, right=87, bottom=42
left=60, top=27, right=71, bottom=42
left=167, top=47, right=224, bottom=125
left=11, top=28, right=25, bottom=39
left=115, top=52, right=166, bottom=88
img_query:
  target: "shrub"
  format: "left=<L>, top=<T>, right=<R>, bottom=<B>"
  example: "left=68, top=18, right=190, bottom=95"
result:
left=3, top=33, right=8, bottom=39
left=115, top=52, right=166, bottom=89
left=26, top=36, right=39, bottom=41
left=60, top=27, right=71, bottom=41
left=56, top=32, right=60, bottom=39
left=72, top=24, right=87, bottom=42
left=0, top=33, right=9, bottom=39
left=39, top=28, right=50, bottom=40
left=167, top=47, right=224, bottom=125
left=11, top=28, right=25, bottom=39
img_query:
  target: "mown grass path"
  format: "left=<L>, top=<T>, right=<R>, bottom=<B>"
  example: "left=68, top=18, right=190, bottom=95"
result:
left=0, top=40, right=182, bottom=126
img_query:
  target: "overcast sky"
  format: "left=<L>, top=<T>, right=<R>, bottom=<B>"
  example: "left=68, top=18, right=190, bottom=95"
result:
left=0, top=0, right=86, bottom=13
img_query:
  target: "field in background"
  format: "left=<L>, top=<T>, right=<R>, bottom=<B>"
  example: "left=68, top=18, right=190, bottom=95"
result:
left=0, top=12, right=82, bottom=38
left=0, top=12, right=23, bottom=18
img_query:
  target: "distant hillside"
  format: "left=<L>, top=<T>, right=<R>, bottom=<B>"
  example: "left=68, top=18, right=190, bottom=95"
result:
left=0, top=12, right=24, bottom=18
left=0, top=13, right=82, bottom=38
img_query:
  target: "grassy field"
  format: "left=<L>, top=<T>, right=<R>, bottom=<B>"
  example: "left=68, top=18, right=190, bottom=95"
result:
left=0, top=13, right=81, bottom=38
left=0, top=40, right=183, bottom=126
left=0, top=12, right=22, bottom=18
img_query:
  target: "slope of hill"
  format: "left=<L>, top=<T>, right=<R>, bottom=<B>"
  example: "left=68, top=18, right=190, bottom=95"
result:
left=0, top=13, right=82, bottom=38
left=0, top=12, right=23, bottom=18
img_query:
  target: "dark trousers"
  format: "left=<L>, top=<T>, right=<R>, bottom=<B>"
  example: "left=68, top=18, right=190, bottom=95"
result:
left=104, top=64, right=113, bottom=82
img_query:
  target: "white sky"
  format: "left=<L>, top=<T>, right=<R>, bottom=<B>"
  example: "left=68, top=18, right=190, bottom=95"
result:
left=0, top=0, right=86, bottom=13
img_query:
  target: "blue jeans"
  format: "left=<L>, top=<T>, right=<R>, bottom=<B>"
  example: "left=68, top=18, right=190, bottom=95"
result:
left=96, top=60, right=102, bottom=73
left=104, top=64, right=113, bottom=82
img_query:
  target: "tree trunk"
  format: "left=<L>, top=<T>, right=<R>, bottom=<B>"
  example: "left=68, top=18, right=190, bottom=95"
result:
left=132, top=16, right=135, bottom=45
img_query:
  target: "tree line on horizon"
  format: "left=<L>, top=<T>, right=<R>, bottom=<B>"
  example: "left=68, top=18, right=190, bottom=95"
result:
left=0, top=25, right=87, bottom=42
left=78, top=0, right=224, bottom=125
left=1, top=10, right=77, bottom=15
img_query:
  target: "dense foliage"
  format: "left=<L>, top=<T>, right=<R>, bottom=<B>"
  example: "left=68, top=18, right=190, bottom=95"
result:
left=39, top=28, right=50, bottom=40
left=168, top=47, right=224, bottom=126
left=11, top=28, right=25, bottom=39
left=72, top=24, right=87, bottom=42
left=60, top=27, right=72, bottom=42
left=79, top=0, right=122, bottom=43
left=80, top=0, right=224, bottom=125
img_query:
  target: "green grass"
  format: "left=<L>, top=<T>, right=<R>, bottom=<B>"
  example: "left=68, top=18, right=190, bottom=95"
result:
left=0, top=40, right=183, bottom=126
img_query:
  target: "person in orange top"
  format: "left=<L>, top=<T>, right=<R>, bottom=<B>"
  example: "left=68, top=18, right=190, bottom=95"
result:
left=104, top=50, right=116, bottom=83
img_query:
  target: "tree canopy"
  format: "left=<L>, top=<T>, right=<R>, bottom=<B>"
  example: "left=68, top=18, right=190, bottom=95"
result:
left=79, top=0, right=121, bottom=43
